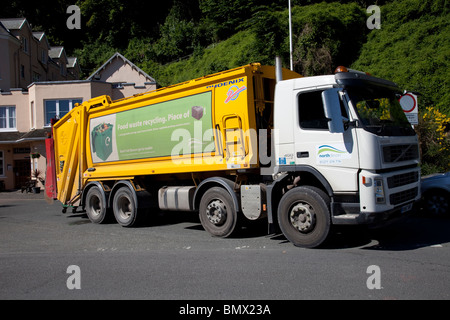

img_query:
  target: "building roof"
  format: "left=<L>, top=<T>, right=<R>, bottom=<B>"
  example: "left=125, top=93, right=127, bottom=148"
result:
left=0, top=21, right=10, bottom=35
left=32, top=31, right=50, bottom=49
left=67, top=57, right=78, bottom=68
left=19, top=128, right=51, bottom=140
left=48, top=46, right=64, bottom=59
left=87, top=52, right=156, bottom=83
left=0, top=129, right=50, bottom=144
left=49, top=46, right=68, bottom=66
left=32, top=31, right=44, bottom=41
left=0, top=20, right=21, bottom=45
left=0, top=18, right=27, bottom=30
left=0, top=132, right=23, bottom=143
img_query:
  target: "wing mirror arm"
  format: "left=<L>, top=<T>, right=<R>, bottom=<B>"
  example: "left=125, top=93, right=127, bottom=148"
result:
left=344, top=120, right=358, bottom=130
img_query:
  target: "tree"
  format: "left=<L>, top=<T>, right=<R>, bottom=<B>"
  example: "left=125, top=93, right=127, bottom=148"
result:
left=291, top=2, right=366, bottom=76
left=153, top=5, right=197, bottom=63
left=79, top=0, right=173, bottom=49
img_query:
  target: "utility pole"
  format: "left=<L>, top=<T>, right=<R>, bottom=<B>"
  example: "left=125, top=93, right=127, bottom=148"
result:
left=289, top=0, right=293, bottom=71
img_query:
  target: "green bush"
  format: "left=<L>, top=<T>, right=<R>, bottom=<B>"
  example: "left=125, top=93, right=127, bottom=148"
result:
left=416, top=106, right=450, bottom=175
left=289, top=2, right=367, bottom=76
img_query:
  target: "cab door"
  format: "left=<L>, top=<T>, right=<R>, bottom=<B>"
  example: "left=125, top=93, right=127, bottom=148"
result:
left=293, top=88, right=360, bottom=192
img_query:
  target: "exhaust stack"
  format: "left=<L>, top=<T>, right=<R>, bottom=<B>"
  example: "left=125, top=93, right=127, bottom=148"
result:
left=275, top=56, right=283, bottom=83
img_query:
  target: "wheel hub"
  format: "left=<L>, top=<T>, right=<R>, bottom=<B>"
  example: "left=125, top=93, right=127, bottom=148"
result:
left=290, top=203, right=316, bottom=232
left=427, top=195, right=448, bottom=215
left=117, top=196, right=132, bottom=219
left=89, top=196, right=101, bottom=217
left=206, top=200, right=227, bottom=226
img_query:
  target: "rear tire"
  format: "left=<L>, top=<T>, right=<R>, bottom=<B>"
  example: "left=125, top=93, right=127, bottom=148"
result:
left=113, top=187, right=139, bottom=227
left=277, top=186, right=331, bottom=248
left=85, top=187, right=110, bottom=224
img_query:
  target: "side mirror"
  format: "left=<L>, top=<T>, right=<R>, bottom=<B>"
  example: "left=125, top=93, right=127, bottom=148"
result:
left=322, top=88, right=345, bottom=133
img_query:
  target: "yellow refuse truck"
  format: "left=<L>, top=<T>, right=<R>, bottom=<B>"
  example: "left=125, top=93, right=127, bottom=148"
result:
left=46, top=63, right=421, bottom=247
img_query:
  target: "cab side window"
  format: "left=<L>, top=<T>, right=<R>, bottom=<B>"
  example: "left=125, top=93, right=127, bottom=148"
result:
left=298, top=90, right=328, bottom=129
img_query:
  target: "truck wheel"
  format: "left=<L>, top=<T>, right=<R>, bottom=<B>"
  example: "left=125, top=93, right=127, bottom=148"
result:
left=85, top=187, right=109, bottom=224
left=199, top=187, right=238, bottom=238
left=277, top=186, right=331, bottom=248
left=423, top=190, right=449, bottom=216
left=113, top=187, right=138, bottom=227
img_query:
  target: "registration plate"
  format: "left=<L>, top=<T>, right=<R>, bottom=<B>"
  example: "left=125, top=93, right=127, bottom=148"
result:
left=401, top=203, right=413, bottom=213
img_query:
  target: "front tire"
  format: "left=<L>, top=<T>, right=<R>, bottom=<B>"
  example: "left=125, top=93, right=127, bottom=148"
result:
left=423, top=190, right=449, bottom=216
left=199, top=187, right=238, bottom=238
left=277, top=186, right=331, bottom=248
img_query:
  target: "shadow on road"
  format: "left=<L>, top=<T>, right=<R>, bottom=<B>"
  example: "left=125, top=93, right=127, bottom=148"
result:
left=64, top=207, right=450, bottom=250
left=320, top=214, right=450, bottom=250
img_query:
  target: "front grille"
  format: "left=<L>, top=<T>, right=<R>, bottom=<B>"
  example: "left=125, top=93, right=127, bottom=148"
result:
left=387, top=171, right=419, bottom=188
left=390, top=187, right=418, bottom=205
left=383, top=144, right=419, bottom=163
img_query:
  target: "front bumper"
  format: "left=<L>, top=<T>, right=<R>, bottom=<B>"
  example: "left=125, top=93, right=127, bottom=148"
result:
left=332, top=200, right=415, bottom=226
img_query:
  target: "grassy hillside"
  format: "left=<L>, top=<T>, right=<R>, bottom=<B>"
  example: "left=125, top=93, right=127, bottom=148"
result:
left=145, top=0, right=448, bottom=115
left=143, top=30, right=260, bottom=87
left=351, top=0, right=450, bottom=113
left=140, top=0, right=449, bottom=174
left=146, top=1, right=368, bottom=86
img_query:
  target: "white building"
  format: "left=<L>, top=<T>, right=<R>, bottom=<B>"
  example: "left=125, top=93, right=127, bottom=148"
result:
left=0, top=18, right=157, bottom=190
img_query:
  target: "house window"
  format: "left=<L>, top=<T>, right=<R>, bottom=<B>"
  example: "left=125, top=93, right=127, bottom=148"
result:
left=32, top=72, right=41, bottom=82
left=60, top=63, right=66, bottom=76
left=22, top=37, right=28, bottom=53
left=41, top=49, right=47, bottom=64
left=0, top=150, right=4, bottom=176
left=44, top=99, right=82, bottom=126
left=0, top=106, right=16, bottom=131
left=30, top=101, right=35, bottom=128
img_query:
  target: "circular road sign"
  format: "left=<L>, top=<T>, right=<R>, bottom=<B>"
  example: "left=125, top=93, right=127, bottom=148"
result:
left=399, top=93, right=417, bottom=113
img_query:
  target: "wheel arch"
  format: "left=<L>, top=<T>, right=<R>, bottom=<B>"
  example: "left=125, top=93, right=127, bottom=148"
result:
left=108, top=180, right=138, bottom=209
left=422, top=187, right=449, bottom=198
left=267, top=166, right=334, bottom=226
left=108, top=179, right=153, bottom=210
left=81, top=181, right=110, bottom=209
left=291, top=166, right=333, bottom=197
left=193, top=177, right=240, bottom=212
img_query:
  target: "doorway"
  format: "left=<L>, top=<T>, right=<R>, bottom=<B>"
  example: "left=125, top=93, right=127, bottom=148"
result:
left=14, top=159, right=31, bottom=189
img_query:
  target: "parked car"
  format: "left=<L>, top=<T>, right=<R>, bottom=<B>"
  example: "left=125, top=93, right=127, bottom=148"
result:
left=420, top=172, right=450, bottom=216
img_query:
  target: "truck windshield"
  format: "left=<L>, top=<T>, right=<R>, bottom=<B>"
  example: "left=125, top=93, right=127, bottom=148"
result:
left=347, top=86, right=415, bottom=136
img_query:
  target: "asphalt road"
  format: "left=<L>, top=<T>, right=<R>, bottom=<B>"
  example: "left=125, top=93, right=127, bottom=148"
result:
left=0, top=191, right=449, bottom=302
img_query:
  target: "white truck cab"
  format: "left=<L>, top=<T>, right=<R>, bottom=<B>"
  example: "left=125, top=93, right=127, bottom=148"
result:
left=270, top=67, right=420, bottom=247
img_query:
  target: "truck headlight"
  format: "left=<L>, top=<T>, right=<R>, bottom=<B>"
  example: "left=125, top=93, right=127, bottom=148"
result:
left=374, top=179, right=385, bottom=204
